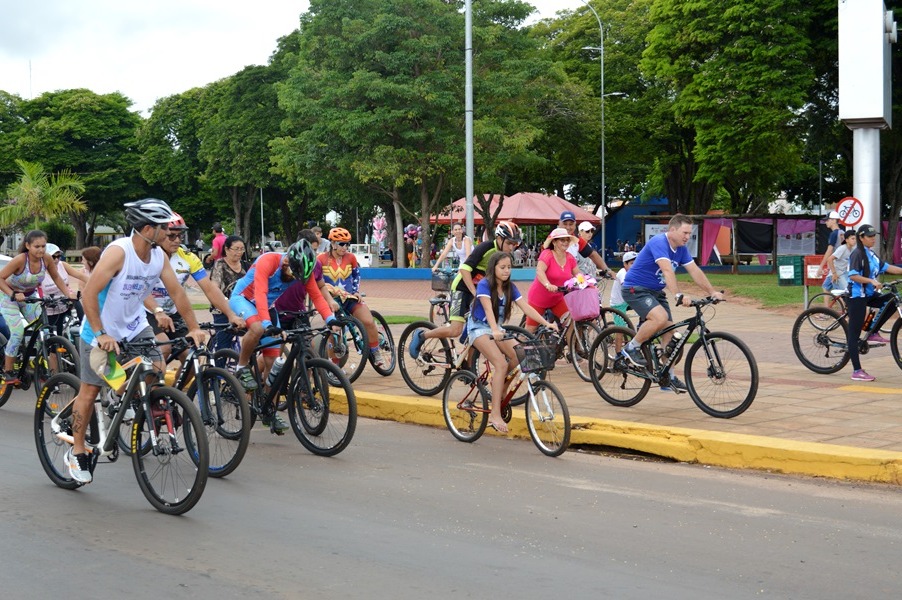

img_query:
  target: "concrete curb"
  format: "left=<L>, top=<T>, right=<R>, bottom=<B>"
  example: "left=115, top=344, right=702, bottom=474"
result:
left=349, top=390, right=902, bottom=485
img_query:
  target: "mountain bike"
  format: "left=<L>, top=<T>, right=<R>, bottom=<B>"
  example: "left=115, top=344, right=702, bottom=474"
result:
left=34, top=338, right=209, bottom=515
left=588, top=296, right=758, bottom=418
left=442, top=331, right=570, bottom=457
left=0, top=297, right=80, bottom=408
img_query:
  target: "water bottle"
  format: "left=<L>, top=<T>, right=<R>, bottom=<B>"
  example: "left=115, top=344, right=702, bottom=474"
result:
left=664, top=331, right=683, bottom=357
left=266, top=356, right=287, bottom=388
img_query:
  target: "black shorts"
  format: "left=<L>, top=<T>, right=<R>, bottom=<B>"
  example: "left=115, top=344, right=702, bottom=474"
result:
left=621, top=286, right=671, bottom=322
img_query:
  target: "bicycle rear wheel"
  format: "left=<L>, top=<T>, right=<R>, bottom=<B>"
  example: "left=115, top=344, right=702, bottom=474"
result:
left=34, top=373, right=84, bottom=489
left=569, top=320, right=601, bottom=382
left=287, top=358, right=357, bottom=456
left=185, top=366, right=250, bottom=478
left=442, top=370, right=488, bottom=443
left=525, top=379, right=570, bottom=457
left=398, top=321, right=453, bottom=396
left=131, top=387, right=209, bottom=515
left=369, top=310, right=396, bottom=376
left=587, top=326, right=651, bottom=407
left=318, top=316, right=368, bottom=384
left=684, top=332, right=758, bottom=418
left=791, top=307, right=850, bottom=374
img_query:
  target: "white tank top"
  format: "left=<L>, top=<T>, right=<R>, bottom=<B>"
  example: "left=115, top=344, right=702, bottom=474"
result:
left=81, top=237, right=165, bottom=344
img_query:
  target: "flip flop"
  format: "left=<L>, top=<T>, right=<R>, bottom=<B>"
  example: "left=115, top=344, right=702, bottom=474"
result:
left=488, top=420, right=509, bottom=434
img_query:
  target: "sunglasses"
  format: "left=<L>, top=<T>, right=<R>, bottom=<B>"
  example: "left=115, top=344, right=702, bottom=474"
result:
left=334, top=241, right=350, bottom=247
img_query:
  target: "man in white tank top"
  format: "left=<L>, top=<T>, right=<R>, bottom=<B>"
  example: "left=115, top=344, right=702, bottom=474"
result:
left=66, top=199, right=209, bottom=485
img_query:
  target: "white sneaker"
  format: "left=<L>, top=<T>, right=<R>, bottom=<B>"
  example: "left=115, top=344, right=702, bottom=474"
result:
left=65, top=448, right=92, bottom=484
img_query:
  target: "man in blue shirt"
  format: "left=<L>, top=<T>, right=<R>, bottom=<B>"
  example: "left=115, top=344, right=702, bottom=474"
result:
left=620, top=214, right=724, bottom=391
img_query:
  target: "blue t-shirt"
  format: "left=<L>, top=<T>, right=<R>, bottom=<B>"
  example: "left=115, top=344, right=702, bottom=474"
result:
left=622, top=233, right=693, bottom=291
left=847, top=246, right=887, bottom=298
left=470, top=277, right=521, bottom=324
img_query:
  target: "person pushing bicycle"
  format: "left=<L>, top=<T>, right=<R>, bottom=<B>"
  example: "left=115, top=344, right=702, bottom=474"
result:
left=619, top=214, right=724, bottom=393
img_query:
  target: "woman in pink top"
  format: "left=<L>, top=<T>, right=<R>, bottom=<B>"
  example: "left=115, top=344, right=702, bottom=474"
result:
left=525, top=227, right=581, bottom=331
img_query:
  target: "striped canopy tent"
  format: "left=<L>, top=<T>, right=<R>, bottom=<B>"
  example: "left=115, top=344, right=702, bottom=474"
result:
left=431, top=192, right=599, bottom=225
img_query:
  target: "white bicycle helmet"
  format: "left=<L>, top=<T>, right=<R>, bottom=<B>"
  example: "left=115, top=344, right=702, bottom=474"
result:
left=124, top=198, right=177, bottom=230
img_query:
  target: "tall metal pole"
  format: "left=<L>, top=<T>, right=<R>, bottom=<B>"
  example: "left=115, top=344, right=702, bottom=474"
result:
left=464, top=0, right=475, bottom=240
left=580, top=1, right=605, bottom=255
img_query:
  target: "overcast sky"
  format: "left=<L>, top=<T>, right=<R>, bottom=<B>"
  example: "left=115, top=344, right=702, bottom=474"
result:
left=0, top=0, right=584, bottom=115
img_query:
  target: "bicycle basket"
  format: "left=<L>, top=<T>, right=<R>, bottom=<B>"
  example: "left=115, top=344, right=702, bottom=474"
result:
left=515, top=339, right=556, bottom=374
left=431, top=270, right=453, bottom=292
left=564, top=286, right=600, bottom=321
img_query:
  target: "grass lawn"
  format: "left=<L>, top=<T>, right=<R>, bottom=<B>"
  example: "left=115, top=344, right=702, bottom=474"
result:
left=677, top=273, right=809, bottom=308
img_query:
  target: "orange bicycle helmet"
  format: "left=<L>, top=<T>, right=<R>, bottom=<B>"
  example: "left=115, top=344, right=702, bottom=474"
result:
left=328, top=227, right=352, bottom=243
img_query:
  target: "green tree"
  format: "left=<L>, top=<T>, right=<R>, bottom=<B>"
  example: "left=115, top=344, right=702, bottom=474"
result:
left=1, top=159, right=86, bottom=229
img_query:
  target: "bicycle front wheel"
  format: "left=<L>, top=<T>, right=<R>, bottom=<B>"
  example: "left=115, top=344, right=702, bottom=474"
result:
left=398, top=321, right=452, bottom=396
left=34, top=373, right=83, bottom=489
left=369, top=310, right=396, bottom=376
left=525, top=379, right=570, bottom=457
left=588, top=327, right=651, bottom=407
left=684, top=332, right=758, bottom=418
left=131, top=387, right=209, bottom=515
left=185, top=366, right=251, bottom=478
left=318, top=316, right=369, bottom=384
left=287, top=358, right=357, bottom=456
left=569, top=320, right=601, bottom=382
left=442, top=370, right=488, bottom=443
left=791, top=307, right=850, bottom=374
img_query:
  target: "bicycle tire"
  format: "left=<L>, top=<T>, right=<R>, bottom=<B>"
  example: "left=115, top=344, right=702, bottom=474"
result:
left=318, top=315, right=368, bottom=384
left=34, top=335, right=80, bottom=398
left=569, top=320, right=601, bottom=382
left=684, top=332, right=758, bottom=418
left=442, top=370, right=488, bottom=443
left=397, top=321, right=453, bottom=396
left=600, top=306, right=634, bottom=331
left=34, top=373, right=84, bottom=489
left=0, top=332, right=11, bottom=407
left=587, top=326, right=651, bottom=406
left=525, top=379, right=571, bottom=457
left=791, top=307, right=850, bottom=374
left=369, top=310, right=396, bottom=376
left=131, top=386, right=209, bottom=515
left=287, top=357, right=357, bottom=456
left=185, top=366, right=251, bottom=478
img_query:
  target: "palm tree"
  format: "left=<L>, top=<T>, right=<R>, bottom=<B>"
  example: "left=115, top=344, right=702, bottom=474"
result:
left=0, top=159, right=87, bottom=229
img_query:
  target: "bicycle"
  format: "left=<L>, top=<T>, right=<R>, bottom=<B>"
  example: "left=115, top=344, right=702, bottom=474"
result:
left=0, top=297, right=80, bottom=408
left=791, top=280, right=902, bottom=374
left=588, top=296, right=759, bottom=418
left=215, top=312, right=357, bottom=456
left=34, top=337, right=209, bottom=515
left=441, top=331, right=570, bottom=457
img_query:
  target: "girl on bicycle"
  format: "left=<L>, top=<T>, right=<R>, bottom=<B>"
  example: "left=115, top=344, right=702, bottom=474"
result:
left=524, top=227, right=581, bottom=336
left=432, top=222, right=472, bottom=271
left=468, top=251, right=556, bottom=433
left=0, top=230, right=76, bottom=385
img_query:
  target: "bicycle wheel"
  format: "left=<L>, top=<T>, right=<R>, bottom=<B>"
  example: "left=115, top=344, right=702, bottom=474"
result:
left=318, top=316, right=368, bottom=384
left=600, top=307, right=634, bottom=331
left=587, top=326, right=651, bottom=407
left=34, top=335, right=80, bottom=398
left=569, top=320, right=601, bottom=382
left=34, top=373, right=84, bottom=489
left=369, top=310, right=396, bottom=376
left=131, top=387, right=209, bottom=515
left=0, top=333, right=11, bottom=407
left=185, top=366, right=250, bottom=478
left=791, top=307, right=850, bottom=374
left=525, top=379, right=571, bottom=457
left=684, top=332, right=758, bottom=418
left=442, top=370, right=488, bottom=443
left=398, top=321, right=452, bottom=396
left=287, top=358, right=357, bottom=456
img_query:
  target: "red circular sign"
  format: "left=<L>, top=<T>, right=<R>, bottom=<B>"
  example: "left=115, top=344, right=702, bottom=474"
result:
left=836, top=196, right=864, bottom=227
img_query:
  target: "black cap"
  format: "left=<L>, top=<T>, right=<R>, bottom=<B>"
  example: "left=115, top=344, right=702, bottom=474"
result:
left=857, top=224, right=878, bottom=237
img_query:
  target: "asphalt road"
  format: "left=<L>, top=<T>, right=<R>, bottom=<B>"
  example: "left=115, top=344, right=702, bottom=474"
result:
left=1, top=390, right=901, bottom=599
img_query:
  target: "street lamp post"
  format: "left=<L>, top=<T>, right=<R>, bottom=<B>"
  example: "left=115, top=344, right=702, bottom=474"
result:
left=579, top=0, right=607, bottom=256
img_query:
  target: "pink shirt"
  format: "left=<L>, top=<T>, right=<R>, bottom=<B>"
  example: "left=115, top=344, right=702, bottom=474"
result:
left=527, top=249, right=576, bottom=309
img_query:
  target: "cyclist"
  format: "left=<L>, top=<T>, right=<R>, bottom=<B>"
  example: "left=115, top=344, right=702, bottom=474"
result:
left=620, top=214, right=724, bottom=392
left=408, top=221, right=523, bottom=358
left=558, top=211, right=614, bottom=279
left=66, top=198, right=208, bottom=484
left=229, top=239, right=336, bottom=432
left=317, top=227, right=388, bottom=369
left=143, top=212, right=244, bottom=360
left=0, top=230, right=77, bottom=386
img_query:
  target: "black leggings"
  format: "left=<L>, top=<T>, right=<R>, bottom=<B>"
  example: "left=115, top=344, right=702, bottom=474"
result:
left=846, top=294, right=895, bottom=370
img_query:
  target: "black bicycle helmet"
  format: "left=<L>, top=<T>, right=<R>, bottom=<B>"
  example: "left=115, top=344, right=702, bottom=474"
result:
left=124, top=198, right=177, bottom=230
left=287, top=239, right=316, bottom=280
left=494, top=220, right=522, bottom=243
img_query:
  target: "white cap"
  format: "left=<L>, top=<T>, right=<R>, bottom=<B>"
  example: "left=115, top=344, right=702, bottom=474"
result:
left=622, top=251, right=638, bottom=262
left=578, top=221, right=596, bottom=232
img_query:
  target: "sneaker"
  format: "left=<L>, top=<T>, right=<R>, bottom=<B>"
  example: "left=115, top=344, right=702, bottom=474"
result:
left=851, top=369, right=875, bottom=382
left=867, top=333, right=890, bottom=344
left=620, top=347, right=647, bottom=368
left=262, top=413, right=288, bottom=435
left=235, top=366, right=258, bottom=391
left=65, top=448, right=92, bottom=484
left=660, top=375, right=688, bottom=393
left=408, top=329, right=425, bottom=359
left=2, top=370, right=21, bottom=387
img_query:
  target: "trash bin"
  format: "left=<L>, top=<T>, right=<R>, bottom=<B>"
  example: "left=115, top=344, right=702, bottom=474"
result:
left=777, top=255, right=803, bottom=287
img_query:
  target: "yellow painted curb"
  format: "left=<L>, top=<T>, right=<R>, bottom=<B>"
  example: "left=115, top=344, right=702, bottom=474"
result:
left=346, top=390, right=902, bottom=485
